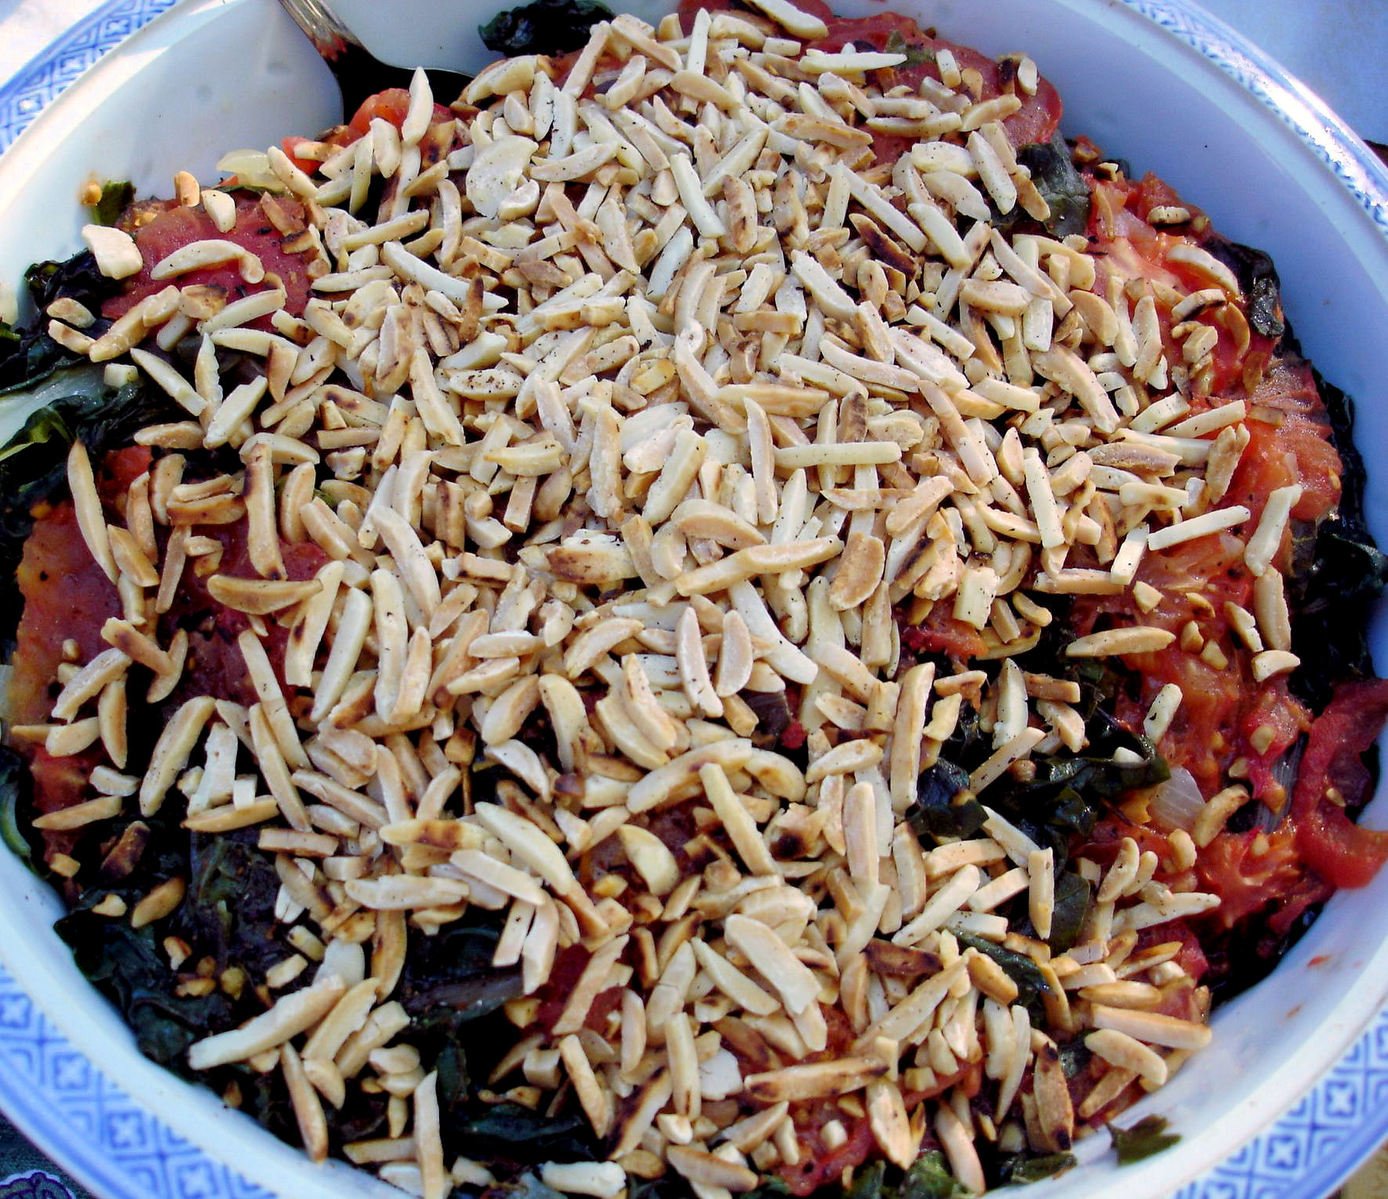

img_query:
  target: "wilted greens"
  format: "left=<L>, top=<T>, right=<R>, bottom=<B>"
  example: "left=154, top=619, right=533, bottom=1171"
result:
left=480, top=0, right=613, bottom=56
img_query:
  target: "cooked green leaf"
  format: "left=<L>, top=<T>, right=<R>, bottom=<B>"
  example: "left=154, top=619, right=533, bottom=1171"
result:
left=955, top=931, right=1050, bottom=1009
left=1047, top=869, right=1091, bottom=952
left=55, top=898, right=237, bottom=1067
left=1058, top=1039, right=1092, bottom=1079
left=395, top=912, right=524, bottom=1115
left=480, top=0, right=613, bottom=56
left=1000, top=1153, right=1077, bottom=1184
left=1287, top=519, right=1388, bottom=709
left=1109, top=1115, right=1180, bottom=1164
left=0, top=748, right=34, bottom=863
left=483, top=1173, right=566, bottom=1199
left=457, top=1103, right=599, bottom=1165
left=23, top=250, right=120, bottom=320
left=910, top=759, right=985, bottom=843
left=885, top=30, right=935, bottom=66
left=1206, top=239, right=1283, bottom=338
left=1013, top=134, right=1091, bottom=237
left=899, top=1151, right=975, bottom=1198
left=742, top=1179, right=794, bottom=1199
left=91, top=180, right=135, bottom=228
left=846, top=1160, right=889, bottom=1199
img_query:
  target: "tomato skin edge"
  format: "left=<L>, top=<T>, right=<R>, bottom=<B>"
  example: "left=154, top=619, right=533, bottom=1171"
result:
left=1290, top=679, right=1388, bottom=889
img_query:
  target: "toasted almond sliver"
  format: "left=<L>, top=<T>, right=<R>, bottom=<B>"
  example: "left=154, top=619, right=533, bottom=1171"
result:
left=67, top=442, right=118, bottom=583
left=741, top=0, right=828, bottom=36
left=1065, top=627, right=1177, bottom=657
left=724, top=913, right=820, bottom=1015
left=1089, top=1003, right=1214, bottom=1050
left=188, top=975, right=347, bottom=1069
left=207, top=574, right=320, bottom=614
left=32, top=794, right=123, bottom=831
left=744, top=1058, right=887, bottom=1103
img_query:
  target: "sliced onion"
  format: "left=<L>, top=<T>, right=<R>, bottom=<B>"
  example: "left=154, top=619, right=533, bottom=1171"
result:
left=213, top=149, right=285, bottom=193
left=1146, top=766, right=1205, bottom=831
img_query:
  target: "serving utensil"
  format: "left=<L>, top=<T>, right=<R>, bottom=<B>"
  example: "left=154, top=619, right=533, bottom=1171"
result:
left=275, top=0, right=470, bottom=119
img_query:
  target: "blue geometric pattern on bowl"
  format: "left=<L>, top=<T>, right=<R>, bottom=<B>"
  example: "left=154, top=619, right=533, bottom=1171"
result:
left=0, top=965, right=269, bottom=1199
left=0, top=2, right=1386, bottom=1198
left=0, top=0, right=178, bottom=152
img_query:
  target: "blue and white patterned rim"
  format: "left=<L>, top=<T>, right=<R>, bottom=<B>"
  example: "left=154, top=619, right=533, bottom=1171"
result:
left=0, top=2, right=1387, bottom=1197
left=1125, top=0, right=1388, bottom=241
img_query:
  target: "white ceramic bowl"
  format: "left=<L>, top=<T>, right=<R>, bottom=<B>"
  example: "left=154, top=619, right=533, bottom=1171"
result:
left=0, top=1, right=1386, bottom=1196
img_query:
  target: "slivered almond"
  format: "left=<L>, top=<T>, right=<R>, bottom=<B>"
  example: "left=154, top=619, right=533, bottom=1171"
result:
left=207, top=575, right=321, bottom=614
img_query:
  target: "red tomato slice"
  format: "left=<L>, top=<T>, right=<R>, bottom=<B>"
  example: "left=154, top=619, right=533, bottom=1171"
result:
left=1290, top=679, right=1388, bottom=888
left=104, top=195, right=317, bottom=322
left=1196, top=824, right=1327, bottom=930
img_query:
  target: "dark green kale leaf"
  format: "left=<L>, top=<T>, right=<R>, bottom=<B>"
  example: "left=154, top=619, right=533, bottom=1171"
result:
left=923, top=695, right=1166, bottom=877
left=1047, top=869, right=1091, bottom=952
left=742, top=1179, right=794, bottom=1199
left=846, top=1161, right=889, bottom=1199
left=179, top=831, right=295, bottom=982
left=51, top=822, right=282, bottom=1072
left=480, top=0, right=613, bottom=56
left=1018, top=711, right=1168, bottom=804
left=55, top=898, right=237, bottom=1067
left=458, top=1104, right=599, bottom=1167
left=898, top=1151, right=975, bottom=1198
left=392, top=911, right=526, bottom=1132
left=997, top=1153, right=1077, bottom=1184
left=0, top=249, right=122, bottom=393
left=0, top=318, right=74, bottom=395
left=909, top=758, right=985, bottom=842
left=1012, top=134, right=1091, bottom=237
left=1109, top=1115, right=1180, bottom=1164
left=0, top=747, right=35, bottom=863
left=955, top=930, right=1049, bottom=1010
left=1288, top=521, right=1388, bottom=710
left=885, top=30, right=935, bottom=67
left=1281, top=350, right=1388, bottom=711
left=1205, top=239, right=1284, bottom=339
left=23, top=250, right=121, bottom=319
left=1058, top=1039, right=1092, bottom=1078
left=90, top=181, right=135, bottom=228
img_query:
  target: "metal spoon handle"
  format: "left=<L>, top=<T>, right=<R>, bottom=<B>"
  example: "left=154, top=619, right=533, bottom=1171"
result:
left=276, top=0, right=364, bottom=59
left=275, top=0, right=469, bottom=120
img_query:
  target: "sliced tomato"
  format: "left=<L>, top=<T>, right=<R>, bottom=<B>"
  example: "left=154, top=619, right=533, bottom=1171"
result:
left=1238, top=679, right=1309, bottom=801
left=1195, top=824, right=1328, bottom=931
left=1226, top=358, right=1343, bottom=526
left=780, top=1104, right=874, bottom=1196
left=6, top=451, right=148, bottom=727
left=900, top=607, right=988, bottom=664
left=280, top=86, right=457, bottom=170
left=103, top=195, right=317, bottom=322
left=1086, top=173, right=1298, bottom=395
left=1289, top=679, right=1388, bottom=888
left=345, top=88, right=453, bottom=140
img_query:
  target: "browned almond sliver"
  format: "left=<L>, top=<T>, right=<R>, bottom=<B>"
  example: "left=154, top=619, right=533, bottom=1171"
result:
left=206, top=574, right=322, bottom=614
left=743, top=1057, right=889, bottom=1103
